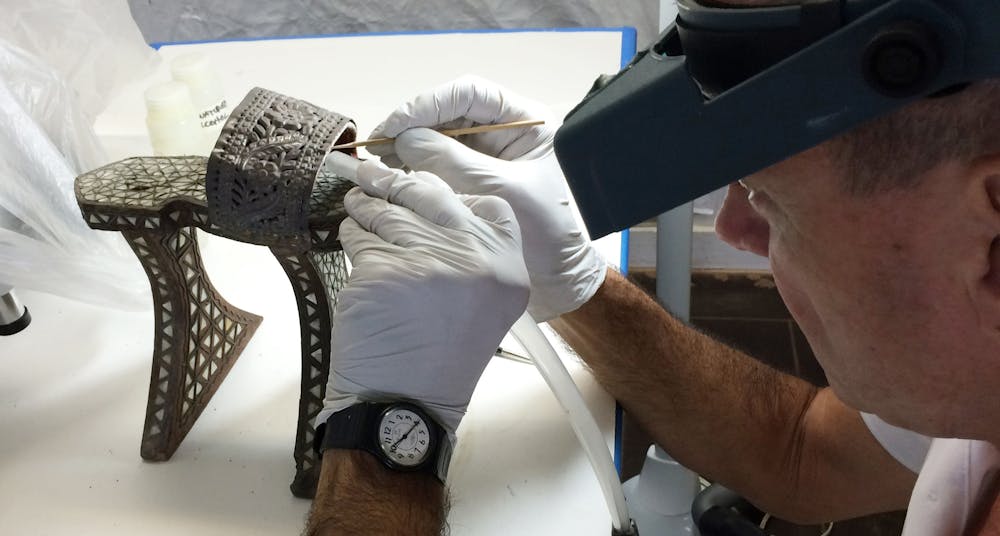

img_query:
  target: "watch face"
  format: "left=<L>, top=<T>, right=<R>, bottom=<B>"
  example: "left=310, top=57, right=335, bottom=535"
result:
left=378, top=407, right=434, bottom=468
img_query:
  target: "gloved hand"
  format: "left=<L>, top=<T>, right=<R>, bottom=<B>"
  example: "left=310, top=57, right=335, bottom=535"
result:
left=318, top=159, right=530, bottom=444
left=368, top=76, right=606, bottom=321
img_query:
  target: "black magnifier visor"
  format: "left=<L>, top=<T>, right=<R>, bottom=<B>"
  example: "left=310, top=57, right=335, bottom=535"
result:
left=678, top=0, right=850, bottom=98
left=554, top=0, right=1000, bottom=239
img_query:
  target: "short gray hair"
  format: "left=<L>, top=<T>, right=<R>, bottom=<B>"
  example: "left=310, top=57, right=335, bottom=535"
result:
left=828, top=80, right=1000, bottom=195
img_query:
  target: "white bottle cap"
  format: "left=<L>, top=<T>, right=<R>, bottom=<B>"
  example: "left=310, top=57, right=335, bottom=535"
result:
left=171, top=52, right=212, bottom=84
left=170, top=52, right=224, bottom=108
left=144, top=81, right=196, bottom=117
left=144, top=81, right=203, bottom=156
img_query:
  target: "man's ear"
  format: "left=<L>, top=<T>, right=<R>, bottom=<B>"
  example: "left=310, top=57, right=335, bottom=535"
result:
left=989, top=174, right=1000, bottom=214
left=986, top=174, right=1000, bottom=297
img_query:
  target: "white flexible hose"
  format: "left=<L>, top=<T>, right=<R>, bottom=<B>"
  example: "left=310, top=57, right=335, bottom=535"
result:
left=511, top=312, right=632, bottom=533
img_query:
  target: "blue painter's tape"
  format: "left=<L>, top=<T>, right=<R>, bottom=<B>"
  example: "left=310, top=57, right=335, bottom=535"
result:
left=617, top=28, right=636, bottom=277
left=614, top=403, right=624, bottom=474
left=620, top=229, right=631, bottom=277
left=613, top=27, right=637, bottom=476
left=619, top=26, right=638, bottom=71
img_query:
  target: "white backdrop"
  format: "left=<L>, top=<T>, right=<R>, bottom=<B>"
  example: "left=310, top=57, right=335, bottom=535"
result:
left=0, top=30, right=628, bottom=536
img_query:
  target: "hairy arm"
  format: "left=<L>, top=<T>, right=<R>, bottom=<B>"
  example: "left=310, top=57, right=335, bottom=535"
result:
left=550, top=269, right=916, bottom=523
left=306, top=450, right=447, bottom=536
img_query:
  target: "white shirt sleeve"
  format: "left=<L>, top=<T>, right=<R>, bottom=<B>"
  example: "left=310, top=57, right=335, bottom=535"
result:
left=860, top=412, right=933, bottom=474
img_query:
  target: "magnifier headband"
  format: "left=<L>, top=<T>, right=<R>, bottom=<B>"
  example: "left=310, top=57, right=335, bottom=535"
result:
left=554, top=0, right=1000, bottom=239
left=679, top=0, right=874, bottom=97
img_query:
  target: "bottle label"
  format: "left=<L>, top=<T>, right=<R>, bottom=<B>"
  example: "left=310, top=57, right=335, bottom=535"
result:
left=199, top=99, right=230, bottom=129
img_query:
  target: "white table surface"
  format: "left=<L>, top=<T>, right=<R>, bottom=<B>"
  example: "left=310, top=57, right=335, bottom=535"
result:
left=1, top=29, right=629, bottom=535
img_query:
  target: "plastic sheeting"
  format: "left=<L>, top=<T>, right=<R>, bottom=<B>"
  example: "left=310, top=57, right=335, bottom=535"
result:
left=0, top=1, right=158, bottom=310
left=0, top=0, right=160, bottom=121
left=128, top=0, right=661, bottom=49
left=0, top=0, right=655, bottom=310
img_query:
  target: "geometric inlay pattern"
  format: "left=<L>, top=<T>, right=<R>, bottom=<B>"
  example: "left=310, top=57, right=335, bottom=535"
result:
left=273, top=249, right=348, bottom=498
left=77, top=156, right=208, bottom=209
left=124, top=227, right=262, bottom=462
left=74, top=87, right=355, bottom=498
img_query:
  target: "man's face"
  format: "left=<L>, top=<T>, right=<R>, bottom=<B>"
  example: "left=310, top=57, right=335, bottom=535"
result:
left=715, top=145, right=998, bottom=438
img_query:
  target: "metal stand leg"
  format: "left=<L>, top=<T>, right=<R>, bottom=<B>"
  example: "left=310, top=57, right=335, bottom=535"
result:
left=124, top=227, right=262, bottom=461
left=272, top=249, right=348, bottom=499
left=0, top=286, right=31, bottom=336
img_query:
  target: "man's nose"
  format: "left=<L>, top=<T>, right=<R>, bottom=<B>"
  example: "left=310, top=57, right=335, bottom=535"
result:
left=715, top=182, right=770, bottom=257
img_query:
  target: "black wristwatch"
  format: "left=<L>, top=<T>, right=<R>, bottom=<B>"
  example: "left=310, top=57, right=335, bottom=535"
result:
left=314, top=402, right=452, bottom=482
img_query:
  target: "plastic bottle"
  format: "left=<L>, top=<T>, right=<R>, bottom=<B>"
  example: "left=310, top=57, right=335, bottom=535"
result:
left=144, top=81, right=205, bottom=156
left=622, top=445, right=701, bottom=535
left=170, top=52, right=230, bottom=145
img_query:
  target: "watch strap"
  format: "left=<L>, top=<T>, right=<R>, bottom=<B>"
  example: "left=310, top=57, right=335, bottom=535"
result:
left=316, top=403, right=374, bottom=452
left=435, top=433, right=453, bottom=483
left=315, top=402, right=452, bottom=483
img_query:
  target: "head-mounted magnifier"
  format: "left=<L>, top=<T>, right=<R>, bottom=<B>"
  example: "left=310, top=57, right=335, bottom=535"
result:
left=554, top=0, right=1000, bottom=238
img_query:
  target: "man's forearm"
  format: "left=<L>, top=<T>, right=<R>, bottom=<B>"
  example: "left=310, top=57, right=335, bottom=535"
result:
left=550, top=269, right=914, bottom=521
left=306, top=450, right=447, bottom=536
left=551, top=270, right=816, bottom=487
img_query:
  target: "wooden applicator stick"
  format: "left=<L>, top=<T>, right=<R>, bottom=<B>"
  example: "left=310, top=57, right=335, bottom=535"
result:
left=330, top=119, right=545, bottom=150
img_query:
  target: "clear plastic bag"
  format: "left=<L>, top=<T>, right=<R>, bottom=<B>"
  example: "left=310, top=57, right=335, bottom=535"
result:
left=0, top=0, right=159, bottom=121
left=0, top=32, right=153, bottom=310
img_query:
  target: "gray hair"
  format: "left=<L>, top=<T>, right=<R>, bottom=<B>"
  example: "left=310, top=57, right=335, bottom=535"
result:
left=828, top=80, right=1000, bottom=195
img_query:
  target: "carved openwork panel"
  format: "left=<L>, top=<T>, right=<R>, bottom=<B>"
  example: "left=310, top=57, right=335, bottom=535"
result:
left=206, top=88, right=356, bottom=252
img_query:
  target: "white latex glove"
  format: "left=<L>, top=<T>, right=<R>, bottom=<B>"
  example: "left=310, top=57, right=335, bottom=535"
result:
left=368, top=76, right=606, bottom=321
left=317, top=160, right=530, bottom=444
